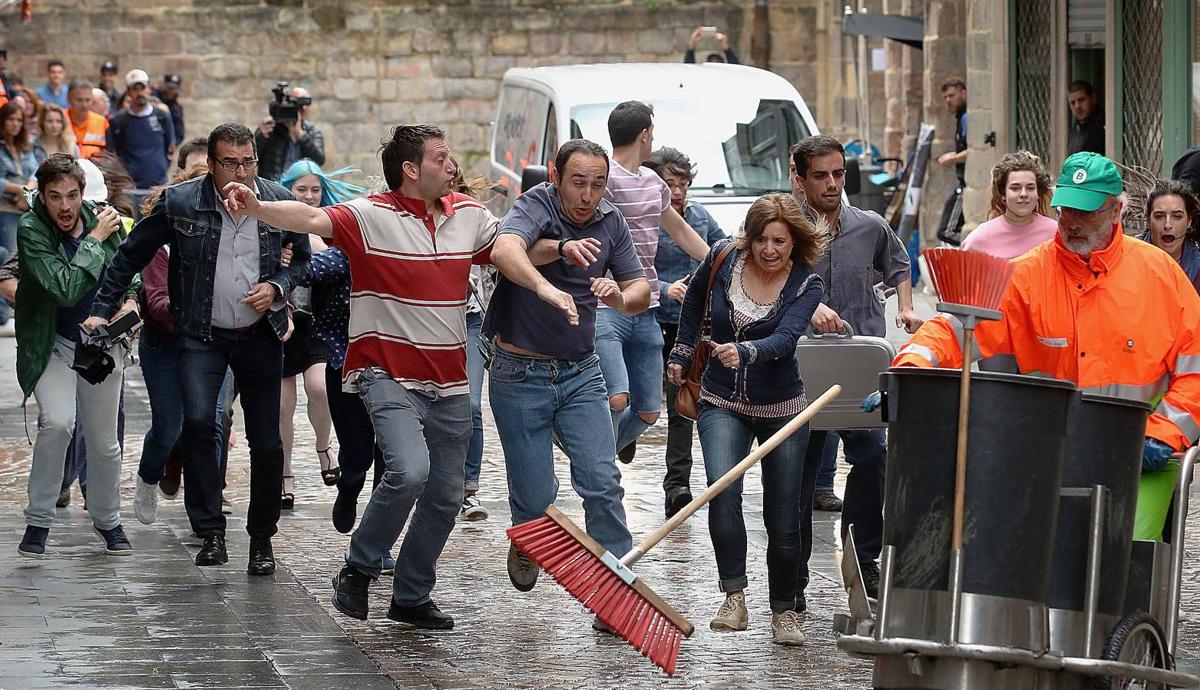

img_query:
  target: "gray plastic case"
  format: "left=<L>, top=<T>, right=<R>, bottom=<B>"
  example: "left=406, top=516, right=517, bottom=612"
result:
left=795, top=324, right=896, bottom=430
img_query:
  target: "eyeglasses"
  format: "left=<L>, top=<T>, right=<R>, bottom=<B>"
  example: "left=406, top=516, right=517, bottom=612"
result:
left=215, top=158, right=258, bottom=172
left=1056, top=200, right=1118, bottom=221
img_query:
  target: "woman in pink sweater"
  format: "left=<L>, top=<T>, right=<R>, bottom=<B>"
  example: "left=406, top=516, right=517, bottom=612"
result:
left=961, top=151, right=1058, bottom=259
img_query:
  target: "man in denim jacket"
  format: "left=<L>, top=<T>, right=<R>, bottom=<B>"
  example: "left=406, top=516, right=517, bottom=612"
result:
left=87, top=122, right=310, bottom=576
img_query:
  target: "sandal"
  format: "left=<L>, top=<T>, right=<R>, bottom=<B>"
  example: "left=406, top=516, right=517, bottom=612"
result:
left=317, top=447, right=340, bottom=487
left=281, top=475, right=295, bottom=510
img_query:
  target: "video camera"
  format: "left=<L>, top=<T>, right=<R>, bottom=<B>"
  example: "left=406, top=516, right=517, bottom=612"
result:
left=72, top=310, right=142, bottom=385
left=269, top=81, right=312, bottom=125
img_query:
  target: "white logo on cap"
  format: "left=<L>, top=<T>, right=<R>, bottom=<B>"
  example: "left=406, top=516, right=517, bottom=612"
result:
left=1072, top=169, right=1088, bottom=184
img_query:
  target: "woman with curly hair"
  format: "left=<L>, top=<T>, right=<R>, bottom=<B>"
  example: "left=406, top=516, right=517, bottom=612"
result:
left=961, top=150, right=1058, bottom=259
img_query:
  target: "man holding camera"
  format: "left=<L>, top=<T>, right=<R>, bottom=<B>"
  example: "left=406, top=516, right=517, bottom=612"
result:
left=16, top=154, right=140, bottom=559
left=256, top=85, right=324, bottom=181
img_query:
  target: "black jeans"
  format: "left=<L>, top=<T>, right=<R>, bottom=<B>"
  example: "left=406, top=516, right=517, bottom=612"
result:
left=799, top=428, right=886, bottom=591
left=326, top=364, right=383, bottom=500
left=660, top=323, right=695, bottom=500
left=178, top=321, right=284, bottom=539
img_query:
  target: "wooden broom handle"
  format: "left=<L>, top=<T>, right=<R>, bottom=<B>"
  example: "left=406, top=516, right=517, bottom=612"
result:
left=624, top=384, right=842, bottom=565
left=951, top=329, right=973, bottom=551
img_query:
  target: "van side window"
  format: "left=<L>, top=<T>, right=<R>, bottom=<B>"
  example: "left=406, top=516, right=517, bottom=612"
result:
left=493, top=86, right=550, bottom=177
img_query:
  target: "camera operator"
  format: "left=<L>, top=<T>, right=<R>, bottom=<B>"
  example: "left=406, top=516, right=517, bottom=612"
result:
left=16, top=153, right=140, bottom=559
left=256, top=84, right=324, bottom=181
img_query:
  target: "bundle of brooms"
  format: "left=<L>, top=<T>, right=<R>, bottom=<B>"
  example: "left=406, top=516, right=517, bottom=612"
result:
left=508, top=384, right=843, bottom=675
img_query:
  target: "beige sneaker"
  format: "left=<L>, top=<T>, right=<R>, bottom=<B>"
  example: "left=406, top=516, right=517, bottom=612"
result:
left=771, top=609, right=806, bottom=646
left=710, top=592, right=748, bottom=631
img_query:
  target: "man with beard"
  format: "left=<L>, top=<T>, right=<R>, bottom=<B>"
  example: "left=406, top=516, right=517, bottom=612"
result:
left=107, top=69, right=175, bottom=199
left=894, top=152, right=1200, bottom=477
left=792, top=135, right=919, bottom=602
left=16, top=154, right=138, bottom=558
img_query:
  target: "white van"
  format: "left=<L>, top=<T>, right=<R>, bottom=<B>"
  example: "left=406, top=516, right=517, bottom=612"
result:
left=488, top=63, right=822, bottom=233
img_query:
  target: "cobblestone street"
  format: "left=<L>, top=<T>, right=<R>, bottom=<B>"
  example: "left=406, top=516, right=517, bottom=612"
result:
left=0, top=307, right=1195, bottom=688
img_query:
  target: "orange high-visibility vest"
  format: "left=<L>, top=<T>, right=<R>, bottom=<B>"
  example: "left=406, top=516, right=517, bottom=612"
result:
left=70, top=111, right=109, bottom=158
left=895, top=226, right=1200, bottom=450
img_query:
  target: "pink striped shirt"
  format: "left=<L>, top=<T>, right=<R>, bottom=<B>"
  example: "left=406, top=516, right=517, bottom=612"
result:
left=604, top=160, right=671, bottom=308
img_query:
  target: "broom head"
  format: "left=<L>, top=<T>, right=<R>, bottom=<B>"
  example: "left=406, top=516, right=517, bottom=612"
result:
left=922, top=247, right=1015, bottom=314
left=507, top=506, right=695, bottom=676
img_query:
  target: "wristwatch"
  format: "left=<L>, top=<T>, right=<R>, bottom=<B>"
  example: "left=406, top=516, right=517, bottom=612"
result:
left=557, top=238, right=571, bottom=257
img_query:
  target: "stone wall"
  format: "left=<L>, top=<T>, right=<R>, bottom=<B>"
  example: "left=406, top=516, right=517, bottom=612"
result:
left=2, top=0, right=879, bottom=182
left=2, top=1, right=760, bottom=178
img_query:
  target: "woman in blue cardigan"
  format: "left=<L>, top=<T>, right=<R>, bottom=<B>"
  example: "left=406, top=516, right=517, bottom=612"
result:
left=667, top=192, right=825, bottom=646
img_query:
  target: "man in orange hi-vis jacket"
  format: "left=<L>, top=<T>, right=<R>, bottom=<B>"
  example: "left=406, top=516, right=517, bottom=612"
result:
left=893, top=152, right=1200, bottom=469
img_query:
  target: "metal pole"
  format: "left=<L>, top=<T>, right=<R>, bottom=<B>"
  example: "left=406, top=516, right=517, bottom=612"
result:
left=1166, top=447, right=1198, bottom=656
left=876, top=544, right=895, bottom=641
left=1082, top=485, right=1107, bottom=658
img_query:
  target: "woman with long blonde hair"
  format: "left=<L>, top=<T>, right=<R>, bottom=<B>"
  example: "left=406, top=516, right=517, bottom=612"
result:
left=35, top=104, right=78, bottom=159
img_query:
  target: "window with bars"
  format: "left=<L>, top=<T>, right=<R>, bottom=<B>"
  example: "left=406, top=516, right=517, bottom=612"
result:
left=1122, top=0, right=1164, bottom=172
left=1014, top=0, right=1054, bottom=164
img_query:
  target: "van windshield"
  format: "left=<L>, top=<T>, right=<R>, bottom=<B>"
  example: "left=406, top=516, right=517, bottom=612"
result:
left=570, top=98, right=810, bottom=193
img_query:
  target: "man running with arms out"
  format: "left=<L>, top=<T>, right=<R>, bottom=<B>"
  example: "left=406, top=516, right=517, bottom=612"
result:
left=223, top=124, right=496, bottom=628
left=487, top=140, right=650, bottom=630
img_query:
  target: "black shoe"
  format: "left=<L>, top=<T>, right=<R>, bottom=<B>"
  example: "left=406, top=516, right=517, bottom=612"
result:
left=860, top=560, right=880, bottom=599
left=247, top=537, right=276, bottom=576
left=387, top=599, right=453, bottom=629
left=813, top=490, right=844, bottom=512
left=665, top=490, right=692, bottom=519
left=95, top=524, right=132, bottom=556
left=331, top=564, right=372, bottom=620
left=195, top=535, right=228, bottom=566
left=18, top=525, right=48, bottom=559
left=617, top=441, right=636, bottom=464
left=331, top=490, right=357, bottom=534
left=55, top=489, right=71, bottom=508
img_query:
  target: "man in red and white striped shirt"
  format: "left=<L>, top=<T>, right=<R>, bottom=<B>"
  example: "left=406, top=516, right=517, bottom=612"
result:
left=224, top=125, right=501, bottom=629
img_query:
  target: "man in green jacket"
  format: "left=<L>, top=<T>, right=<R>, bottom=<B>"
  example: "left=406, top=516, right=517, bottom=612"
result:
left=17, top=153, right=140, bottom=559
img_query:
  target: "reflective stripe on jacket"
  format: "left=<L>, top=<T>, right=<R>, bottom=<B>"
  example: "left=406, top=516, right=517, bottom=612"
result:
left=894, top=226, right=1200, bottom=450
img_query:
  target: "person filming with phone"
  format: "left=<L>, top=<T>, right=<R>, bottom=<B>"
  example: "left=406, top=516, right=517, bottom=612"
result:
left=684, top=26, right=740, bottom=64
left=255, top=82, right=324, bottom=181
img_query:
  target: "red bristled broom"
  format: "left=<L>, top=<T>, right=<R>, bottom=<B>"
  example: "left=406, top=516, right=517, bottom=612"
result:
left=508, top=384, right=843, bottom=675
left=920, top=247, right=1015, bottom=643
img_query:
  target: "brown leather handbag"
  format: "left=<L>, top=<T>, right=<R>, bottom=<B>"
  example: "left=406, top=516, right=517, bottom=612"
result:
left=674, top=244, right=735, bottom=421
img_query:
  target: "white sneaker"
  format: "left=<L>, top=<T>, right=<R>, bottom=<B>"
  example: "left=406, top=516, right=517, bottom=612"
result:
left=710, top=591, right=748, bottom=631
left=461, top=494, right=488, bottom=521
left=0, top=319, right=15, bottom=337
left=771, top=609, right=806, bottom=646
left=133, top=480, right=158, bottom=525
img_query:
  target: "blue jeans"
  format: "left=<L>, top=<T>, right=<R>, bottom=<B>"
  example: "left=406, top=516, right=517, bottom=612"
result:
left=178, top=323, right=284, bottom=538
left=465, top=311, right=485, bottom=491
left=489, top=348, right=632, bottom=557
left=697, top=404, right=808, bottom=613
left=595, top=308, right=665, bottom=452
left=139, top=334, right=227, bottom=485
left=139, top=332, right=185, bottom=485
left=346, top=368, right=471, bottom=605
left=799, top=428, right=886, bottom=591
left=816, top=434, right=838, bottom=492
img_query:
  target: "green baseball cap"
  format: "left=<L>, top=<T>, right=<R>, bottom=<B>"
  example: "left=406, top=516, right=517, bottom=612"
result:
left=1050, top=152, right=1123, bottom=211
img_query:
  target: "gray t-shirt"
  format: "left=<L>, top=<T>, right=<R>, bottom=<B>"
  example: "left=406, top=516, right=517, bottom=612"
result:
left=483, top=182, right=644, bottom=360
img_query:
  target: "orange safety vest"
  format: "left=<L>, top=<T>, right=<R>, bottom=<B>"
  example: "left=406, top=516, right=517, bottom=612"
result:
left=894, top=225, right=1200, bottom=450
left=70, top=111, right=109, bottom=158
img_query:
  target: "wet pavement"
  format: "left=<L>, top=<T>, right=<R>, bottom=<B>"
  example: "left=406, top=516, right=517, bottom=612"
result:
left=0, top=288, right=1194, bottom=688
